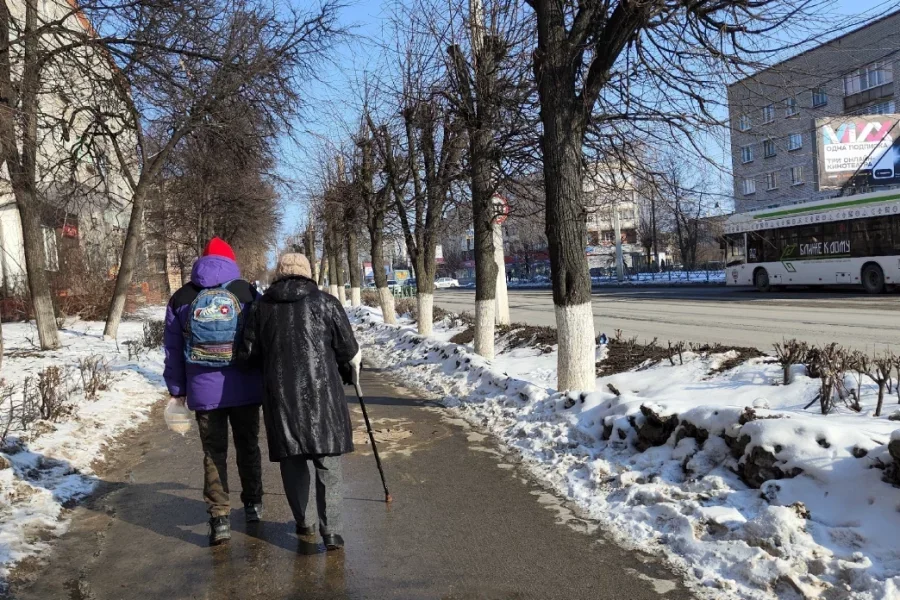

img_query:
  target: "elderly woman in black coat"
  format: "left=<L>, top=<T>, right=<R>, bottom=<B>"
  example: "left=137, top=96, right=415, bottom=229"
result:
left=239, top=253, right=360, bottom=551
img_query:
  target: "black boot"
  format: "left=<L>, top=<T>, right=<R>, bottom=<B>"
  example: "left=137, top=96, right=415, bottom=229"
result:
left=244, top=503, right=263, bottom=523
left=296, top=523, right=317, bottom=536
left=209, top=516, right=231, bottom=546
left=322, top=534, right=344, bottom=551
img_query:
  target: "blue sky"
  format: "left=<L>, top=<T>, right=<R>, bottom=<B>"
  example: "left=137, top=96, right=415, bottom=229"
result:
left=276, top=0, right=898, bottom=241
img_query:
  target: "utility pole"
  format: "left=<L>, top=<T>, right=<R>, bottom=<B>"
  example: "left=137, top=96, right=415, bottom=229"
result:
left=613, top=204, right=624, bottom=282
left=493, top=196, right=510, bottom=325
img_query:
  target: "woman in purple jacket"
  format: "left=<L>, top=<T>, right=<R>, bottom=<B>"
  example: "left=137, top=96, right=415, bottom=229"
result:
left=163, top=237, right=263, bottom=546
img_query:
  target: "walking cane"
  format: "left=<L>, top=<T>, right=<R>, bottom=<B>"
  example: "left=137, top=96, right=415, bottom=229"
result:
left=352, top=376, right=393, bottom=504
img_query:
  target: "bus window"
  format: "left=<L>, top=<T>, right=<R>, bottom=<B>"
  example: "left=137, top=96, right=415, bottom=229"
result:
left=762, top=229, right=779, bottom=262
left=747, top=232, right=764, bottom=263
left=852, top=218, right=892, bottom=256
left=893, top=215, right=900, bottom=252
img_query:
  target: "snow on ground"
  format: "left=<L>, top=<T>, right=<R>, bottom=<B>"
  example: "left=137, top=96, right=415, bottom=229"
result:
left=0, top=310, right=166, bottom=581
left=351, top=307, right=900, bottom=600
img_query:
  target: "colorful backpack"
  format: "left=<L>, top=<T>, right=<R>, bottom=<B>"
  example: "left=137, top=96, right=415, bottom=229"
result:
left=184, top=281, right=242, bottom=367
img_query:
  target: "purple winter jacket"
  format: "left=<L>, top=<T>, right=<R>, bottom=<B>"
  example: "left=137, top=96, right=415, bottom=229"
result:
left=163, top=256, right=263, bottom=411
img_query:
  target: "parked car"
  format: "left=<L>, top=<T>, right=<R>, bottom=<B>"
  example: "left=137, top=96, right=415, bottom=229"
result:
left=386, top=279, right=400, bottom=291
left=434, top=277, right=460, bottom=289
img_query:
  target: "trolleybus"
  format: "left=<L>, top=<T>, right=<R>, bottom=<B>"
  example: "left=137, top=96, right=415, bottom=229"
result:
left=722, top=189, right=900, bottom=293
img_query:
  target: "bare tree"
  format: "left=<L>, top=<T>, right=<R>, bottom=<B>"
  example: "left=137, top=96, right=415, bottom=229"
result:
left=444, top=0, right=534, bottom=358
left=359, top=116, right=397, bottom=324
left=525, top=0, right=829, bottom=390
left=83, top=0, right=343, bottom=338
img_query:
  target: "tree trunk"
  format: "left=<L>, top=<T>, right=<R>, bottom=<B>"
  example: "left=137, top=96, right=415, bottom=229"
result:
left=540, top=104, right=596, bottom=391
left=370, top=224, right=396, bottom=325
left=326, top=223, right=339, bottom=298
left=0, top=0, right=58, bottom=349
left=415, top=243, right=437, bottom=336
left=345, top=227, right=361, bottom=307
left=15, top=189, right=59, bottom=348
left=875, top=384, right=886, bottom=417
left=317, top=252, right=327, bottom=288
left=471, top=125, right=498, bottom=357
left=104, top=185, right=148, bottom=338
left=449, top=41, right=499, bottom=356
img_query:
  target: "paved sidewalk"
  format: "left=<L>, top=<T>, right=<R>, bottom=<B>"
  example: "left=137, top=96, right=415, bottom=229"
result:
left=10, top=369, right=692, bottom=600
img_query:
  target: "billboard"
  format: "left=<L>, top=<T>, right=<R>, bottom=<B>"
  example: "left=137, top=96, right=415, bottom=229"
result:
left=816, top=114, right=900, bottom=189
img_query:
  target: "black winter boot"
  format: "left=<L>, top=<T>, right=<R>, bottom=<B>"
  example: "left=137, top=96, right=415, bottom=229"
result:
left=209, top=516, right=231, bottom=546
left=323, top=534, right=344, bottom=551
left=244, top=503, right=263, bottom=523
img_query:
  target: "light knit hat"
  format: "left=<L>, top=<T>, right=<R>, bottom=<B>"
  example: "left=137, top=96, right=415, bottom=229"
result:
left=276, top=253, right=312, bottom=280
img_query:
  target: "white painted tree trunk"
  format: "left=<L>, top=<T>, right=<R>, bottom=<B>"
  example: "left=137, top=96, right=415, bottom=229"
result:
left=338, top=286, right=347, bottom=305
left=350, top=287, right=361, bottom=307
left=378, top=286, right=397, bottom=325
left=474, top=299, right=495, bottom=359
left=554, top=302, right=596, bottom=391
left=493, top=223, right=509, bottom=325
left=417, top=293, right=433, bottom=336
left=328, top=284, right=339, bottom=298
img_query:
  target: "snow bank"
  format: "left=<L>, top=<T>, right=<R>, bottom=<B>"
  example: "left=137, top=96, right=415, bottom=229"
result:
left=0, top=314, right=166, bottom=581
left=351, top=307, right=900, bottom=600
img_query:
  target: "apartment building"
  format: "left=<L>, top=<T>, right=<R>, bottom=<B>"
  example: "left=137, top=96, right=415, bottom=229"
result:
left=728, top=10, right=900, bottom=214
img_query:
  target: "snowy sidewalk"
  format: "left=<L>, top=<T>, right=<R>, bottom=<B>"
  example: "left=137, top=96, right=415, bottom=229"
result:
left=351, top=307, right=900, bottom=600
left=9, top=368, right=691, bottom=600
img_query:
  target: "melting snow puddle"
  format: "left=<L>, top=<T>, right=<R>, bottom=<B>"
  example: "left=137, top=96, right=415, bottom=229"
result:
left=623, top=568, right=679, bottom=595
left=529, top=490, right=599, bottom=535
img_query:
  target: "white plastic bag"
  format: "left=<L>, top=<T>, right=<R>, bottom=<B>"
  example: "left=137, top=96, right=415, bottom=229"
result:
left=164, top=397, right=193, bottom=436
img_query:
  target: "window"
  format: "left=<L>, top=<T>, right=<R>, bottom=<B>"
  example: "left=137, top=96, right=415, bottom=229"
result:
left=765, top=171, right=778, bottom=190
left=788, top=133, right=803, bottom=151
left=851, top=218, right=893, bottom=256
left=859, top=100, right=896, bottom=116
left=742, top=178, right=756, bottom=195
left=738, top=114, right=751, bottom=131
left=790, top=166, right=804, bottom=186
left=600, top=230, right=615, bottom=243
left=844, top=61, right=893, bottom=96
left=785, top=97, right=798, bottom=117
left=42, top=226, right=59, bottom=272
left=153, top=255, right=167, bottom=274
left=812, top=87, right=828, bottom=107
left=588, top=231, right=600, bottom=246
left=741, top=145, right=754, bottom=163
left=762, top=104, right=775, bottom=123
left=763, top=139, right=776, bottom=158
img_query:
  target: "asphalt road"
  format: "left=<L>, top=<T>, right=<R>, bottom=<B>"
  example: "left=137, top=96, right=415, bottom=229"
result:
left=10, top=369, right=691, bottom=600
left=435, top=286, right=900, bottom=352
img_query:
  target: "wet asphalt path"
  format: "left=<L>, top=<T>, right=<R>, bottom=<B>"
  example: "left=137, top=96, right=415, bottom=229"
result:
left=11, top=369, right=692, bottom=600
left=435, top=286, right=900, bottom=353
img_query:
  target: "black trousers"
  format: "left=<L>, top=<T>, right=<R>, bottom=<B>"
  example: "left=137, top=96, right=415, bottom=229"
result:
left=195, top=405, right=263, bottom=517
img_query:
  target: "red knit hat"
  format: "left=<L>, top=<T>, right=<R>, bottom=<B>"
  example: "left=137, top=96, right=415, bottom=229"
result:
left=202, top=237, right=236, bottom=261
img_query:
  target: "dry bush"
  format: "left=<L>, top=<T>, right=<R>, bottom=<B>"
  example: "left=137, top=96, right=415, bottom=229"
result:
left=0, top=380, right=19, bottom=444
left=497, top=324, right=557, bottom=353
left=432, top=306, right=452, bottom=323
left=449, top=327, right=475, bottom=345
left=805, top=343, right=851, bottom=415
left=360, top=290, right=380, bottom=308
left=773, top=339, right=809, bottom=385
left=872, top=352, right=895, bottom=417
left=78, top=355, right=113, bottom=400
left=141, top=320, right=165, bottom=349
left=124, top=340, right=148, bottom=361
left=22, top=366, right=74, bottom=423
left=394, top=298, right=417, bottom=319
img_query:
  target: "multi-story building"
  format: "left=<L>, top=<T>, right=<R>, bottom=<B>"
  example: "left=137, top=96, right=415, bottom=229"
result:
left=0, top=0, right=172, bottom=308
left=728, top=10, right=900, bottom=214
left=584, top=164, right=645, bottom=271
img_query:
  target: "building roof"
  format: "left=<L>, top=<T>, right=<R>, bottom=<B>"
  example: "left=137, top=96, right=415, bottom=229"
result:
left=728, top=8, right=900, bottom=90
